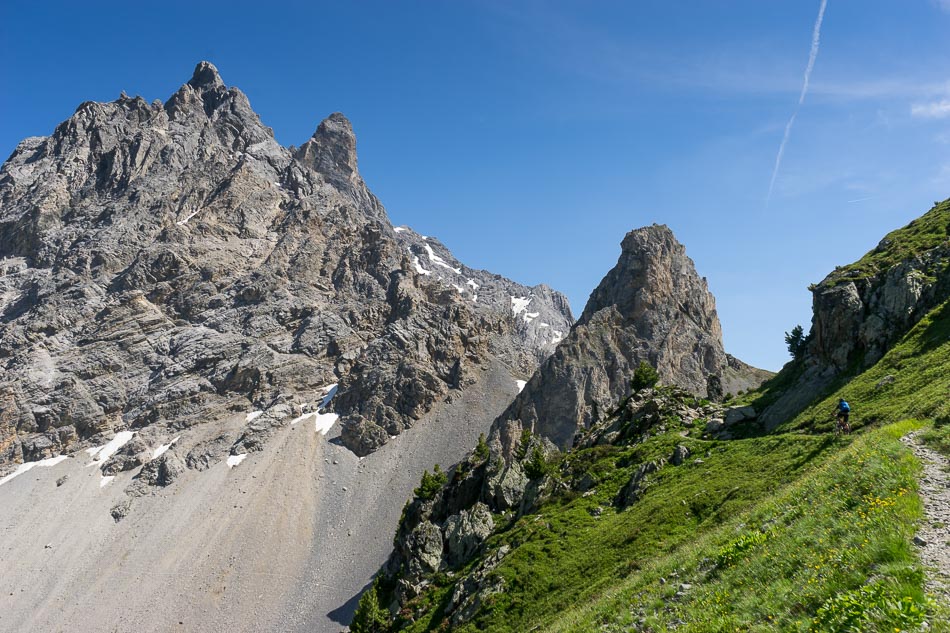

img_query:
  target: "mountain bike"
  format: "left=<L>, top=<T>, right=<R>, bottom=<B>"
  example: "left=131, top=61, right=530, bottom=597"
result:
left=833, top=414, right=851, bottom=436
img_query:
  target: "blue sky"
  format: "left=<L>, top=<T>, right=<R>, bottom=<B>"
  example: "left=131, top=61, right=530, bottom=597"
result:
left=2, top=1, right=949, bottom=371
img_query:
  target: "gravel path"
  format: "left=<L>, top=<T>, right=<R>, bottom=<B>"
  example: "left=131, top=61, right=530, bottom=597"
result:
left=902, top=431, right=950, bottom=607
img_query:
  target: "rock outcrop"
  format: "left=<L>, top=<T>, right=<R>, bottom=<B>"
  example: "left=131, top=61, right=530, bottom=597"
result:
left=760, top=199, right=950, bottom=428
left=488, top=224, right=767, bottom=454
left=0, top=61, right=573, bottom=475
left=372, top=384, right=731, bottom=629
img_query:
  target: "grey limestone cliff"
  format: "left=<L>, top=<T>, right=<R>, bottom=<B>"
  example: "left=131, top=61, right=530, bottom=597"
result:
left=488, top=224, right=767, bottom=455
left=0, top=61, right=573, bottom=472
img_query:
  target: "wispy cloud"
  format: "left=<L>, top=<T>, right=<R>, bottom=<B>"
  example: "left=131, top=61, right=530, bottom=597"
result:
left=911, top=99, right=950, bottom=119
left=767, top=0, right=829, bottom=205
left=933, top=0, right=950, bottom=13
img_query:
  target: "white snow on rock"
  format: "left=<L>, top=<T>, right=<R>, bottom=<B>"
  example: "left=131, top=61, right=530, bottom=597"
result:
left=511, top=296, right=531, bottom=316
left=466, top=278, right=479, bottom=290
left=515, top=380, right=527, bottom=393
left=87, top=431, right=136, bottom=467
left=412, top=256, right=432, bottom=276
left=539, top=322, right=550, bottom=328
left=290, top=384, right=340, bottom=435
left=451, top=284, right=465, bottom=294
left=175, top=209, right=200, bottom=226
left=0, top=455, right=69, bottom=487
left=226, top=454, right=248, bottom=469
left=313, top=410, right=339, bottom=436
left=245, top=410, right=263, bottom=423
left=394, top=226, right=408, bottom=233
left=315, top=384, right=340, bottom=435
left=99, top=475, right=115, bottom=488
left=511, top=297, right=541, bottom=323
left=422, top=242, right=462, bottom=275
left=152, top=436, right=181, bottom=460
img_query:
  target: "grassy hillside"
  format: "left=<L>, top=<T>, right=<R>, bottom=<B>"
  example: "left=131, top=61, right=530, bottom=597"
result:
left=545, top=419, right=942, bottom=633
left=358, top=298, right=950, bottom=632
left=822, top=198, right=949, bottom=286
left=780, top=299, right=950, bottom=434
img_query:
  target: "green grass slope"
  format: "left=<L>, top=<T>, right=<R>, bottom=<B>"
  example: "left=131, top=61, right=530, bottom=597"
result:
left=781, top=299, right=950, bottom=435
left=822, top=198, right=949, bottom=286
left=546, top=419, right=939, bottom=633
left=360, top=298, right=950, bottom=633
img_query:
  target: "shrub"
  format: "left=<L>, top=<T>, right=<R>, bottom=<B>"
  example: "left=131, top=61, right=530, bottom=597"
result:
left=474, top=433, right=490, bottom=461
left=631, top=360, right=660, bottom=391
left=516, top=428, right=532, bottom=460
left=414, top=464, right=447, bottom=501
left=811, top=580, right=930, bottom=632
left=524, top=446, right=552, bottom=480
left=785, top=324, right=809, bottom=360
left=715, top=529, right=769, bottom=568
left=351, top=581, right=389, bottom=633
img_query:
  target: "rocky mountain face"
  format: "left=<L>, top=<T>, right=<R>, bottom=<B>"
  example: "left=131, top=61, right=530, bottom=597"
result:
left=488, top=224, right=768, bottom=455
left=760, top=199, right=950, bottom=428
left=364, top=383, right=754, bottom=630
left=0, top=61, right=573, bottom=474
left=360, top=224, right=771, bottom=629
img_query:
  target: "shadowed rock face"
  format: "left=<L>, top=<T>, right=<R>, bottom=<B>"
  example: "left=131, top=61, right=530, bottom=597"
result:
left=0, top=61, right=573, bottom=468
left=488, top=225, right=764, bottom=454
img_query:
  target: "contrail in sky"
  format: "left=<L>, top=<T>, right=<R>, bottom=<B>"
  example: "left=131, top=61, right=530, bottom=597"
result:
left=766, top=0, right=828, bottom=205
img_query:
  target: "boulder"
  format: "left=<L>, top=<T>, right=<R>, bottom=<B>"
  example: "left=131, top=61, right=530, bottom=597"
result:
left=616, top=459, right=665, bottom=507
left=405, top=521, right=444, bottom=578
left=723, top=406, right=756, bottom=426
left=443, top=503, right=494, bottom=567
left=483, top=458, right=527, bottom=510
left=670, top=445, right=691, bottom=466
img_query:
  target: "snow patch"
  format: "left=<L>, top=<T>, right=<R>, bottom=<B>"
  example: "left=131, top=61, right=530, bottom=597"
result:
left=99, top=475, right=115, bottom=488
left=539, top=323, right=550, bottom=328
left=466, top=278, right=480, bottom=290
left=511, top=297, right=540, bottom=323
left=290, top=384, right=340, bottom=435
left=226, top=454, right=248, bottom=469
left=175, top=209, right=200, bottom=226
left=422, top=243, right=462, bottom=274
left=245, top=410, right=264, bottom=423
left=515, top=380, right=527, bottom=393
left=394, top=226, right=408, bottom=233
left=511, top=296, right=531, bottom=316
left=451, top=284, right=465, bottom=294
left=152, top=436, right=181, bottom=460
left=87, top=431, right=136, bottom=467
left=412, top=256, right=432, bottom=276
left=0, top=455, right=69, bottom=488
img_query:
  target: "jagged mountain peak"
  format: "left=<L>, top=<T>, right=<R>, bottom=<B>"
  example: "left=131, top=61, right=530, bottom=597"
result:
left=295, top=111, right=359, bottom=183
left=0, top=61, right=568, bottom=632
left=490, top=224, right=765, bottom=454
left=187, top=60, right=225, bottom=90
left=579, top=222, right=714, bottom=328
left=0, top=61, right=575, bottom=468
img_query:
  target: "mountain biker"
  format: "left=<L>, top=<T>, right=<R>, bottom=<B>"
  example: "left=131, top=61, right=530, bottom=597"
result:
left=834, top=398, right=851, bottom=434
